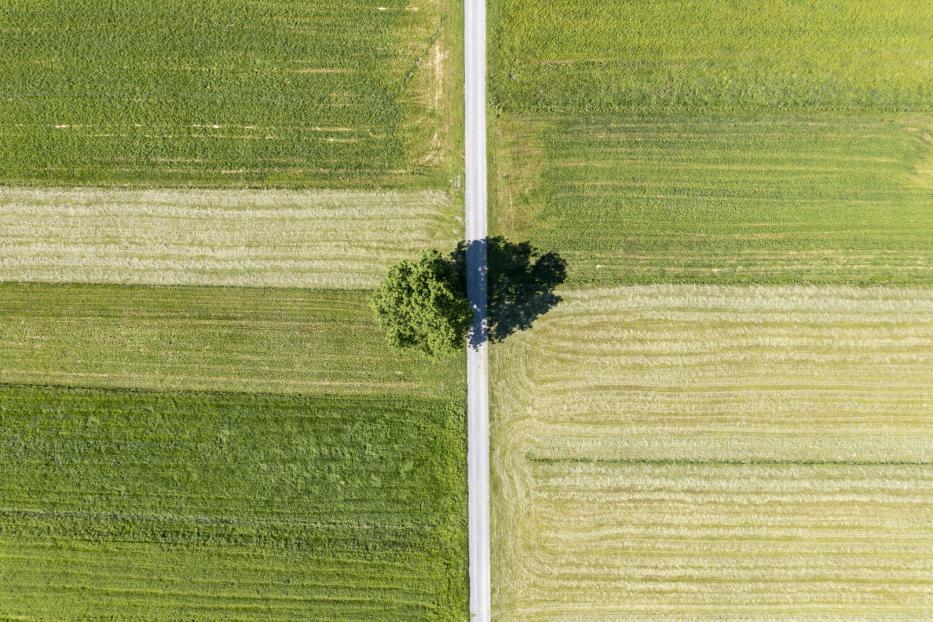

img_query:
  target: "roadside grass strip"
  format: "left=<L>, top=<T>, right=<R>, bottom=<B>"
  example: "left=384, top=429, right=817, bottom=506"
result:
left=0, top=385, right=466, bottom=620
left=493, top=113, right=933, bottom=286
left=491, top=285, right=933, bottom=619
left=0, top=187, right=458, bottom=288
left=0, top=284, right=461, bottom=398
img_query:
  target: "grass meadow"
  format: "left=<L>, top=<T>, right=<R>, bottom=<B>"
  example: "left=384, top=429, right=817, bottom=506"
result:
left=0, top=284, right=461, bottom=397
left=490, top=0, right=933, bottom=617
left=0, top=0, right=457, bottom=188
left=0, top=385, right=465, bottom=619
left=494, top=113, right=932, bottom=286
left=490, top=0, right=933, bottom=286
left=489, top=0, right=933, bottom=113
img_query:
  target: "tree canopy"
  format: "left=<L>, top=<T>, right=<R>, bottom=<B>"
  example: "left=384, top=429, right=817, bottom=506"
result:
left=373, top=238, right=567, bottom=355
left=372, top=249, right=472, bottom=356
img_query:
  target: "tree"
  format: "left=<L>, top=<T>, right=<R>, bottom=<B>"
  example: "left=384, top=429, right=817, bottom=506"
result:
left=373, top=238, right=567, bottom=354
left=372, top=249, right=472, bottom=356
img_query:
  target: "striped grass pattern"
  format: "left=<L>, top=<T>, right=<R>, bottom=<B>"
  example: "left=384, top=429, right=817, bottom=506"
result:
left=0, top=386, right=466, bottom=620
left=493, top=113, right=933, bottom=286
left=0, top=187, right=457, bottom=289
left=491, top=285, right=933, bottom=619
left=0, top=284, right=460, bottom=398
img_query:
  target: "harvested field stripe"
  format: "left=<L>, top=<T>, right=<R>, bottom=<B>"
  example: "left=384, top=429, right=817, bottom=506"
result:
left=0, top=187, right=457, bottom=289
left=492, top=285, right=933, bottom=619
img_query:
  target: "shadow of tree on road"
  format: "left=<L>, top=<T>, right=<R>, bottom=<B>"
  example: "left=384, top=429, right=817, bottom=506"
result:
left=456, top=236, right=567, bottom=347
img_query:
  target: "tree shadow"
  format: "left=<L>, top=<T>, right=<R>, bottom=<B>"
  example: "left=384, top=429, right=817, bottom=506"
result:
left=456, top=236, right=567, bottom=347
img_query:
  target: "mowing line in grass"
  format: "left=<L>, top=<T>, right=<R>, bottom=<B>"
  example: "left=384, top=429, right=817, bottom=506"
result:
left=491, top=285, right=933, bottom=618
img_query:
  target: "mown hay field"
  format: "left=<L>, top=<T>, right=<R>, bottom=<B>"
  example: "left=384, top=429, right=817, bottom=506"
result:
left=0, top=186, right=459, bottom=288
left=0, top=284, right=467, bottom=619
left=490, top=0, right=933, bottom=618
left=0, top=0, right=457, bottom=188
left=491, top=286, right=933, bottom=619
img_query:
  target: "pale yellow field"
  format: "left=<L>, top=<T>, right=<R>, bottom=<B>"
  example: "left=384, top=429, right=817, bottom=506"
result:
left=491, top=285, right=933, bottom=620
left=0, top=187, right=459, bottom=289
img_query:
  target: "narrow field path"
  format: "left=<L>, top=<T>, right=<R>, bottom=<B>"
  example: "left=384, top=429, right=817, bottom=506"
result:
left=465, top=0, right=490, bottom=618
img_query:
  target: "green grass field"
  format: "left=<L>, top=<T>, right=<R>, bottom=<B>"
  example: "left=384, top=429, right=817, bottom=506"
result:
left=0, top=0, right=456, bottom=188
left=490, top=0, right=933, bottom=617
left=0, top=385, right=465, bottom=619
left=0, top=284, right=467, bottom=619
left=0, top=284, right=460, bottom=397
left=490, top=0, right=933, bottom=113
left=491, top=0, right=933, bottom=286
left=491, top=286, right=933, bottom=619
left=494, top=113, right=933, bottom=285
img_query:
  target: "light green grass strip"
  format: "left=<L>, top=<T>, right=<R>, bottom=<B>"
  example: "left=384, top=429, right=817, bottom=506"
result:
left=0, top=283, right=461, bottom=398
left=491, top=285, right=933, bottom=619
left=0, top=186, right=458, bottom=289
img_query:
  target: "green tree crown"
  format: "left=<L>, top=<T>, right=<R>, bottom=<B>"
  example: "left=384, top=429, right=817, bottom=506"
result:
left=372, top=249, right=472, bottom=356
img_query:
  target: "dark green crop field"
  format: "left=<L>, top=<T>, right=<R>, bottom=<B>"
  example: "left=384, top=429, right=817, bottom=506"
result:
left=0, top=0, right=456, bottom=188
left=0, top=385, right=465, bottom=619
left=0, top=284, right=467, bottom=619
